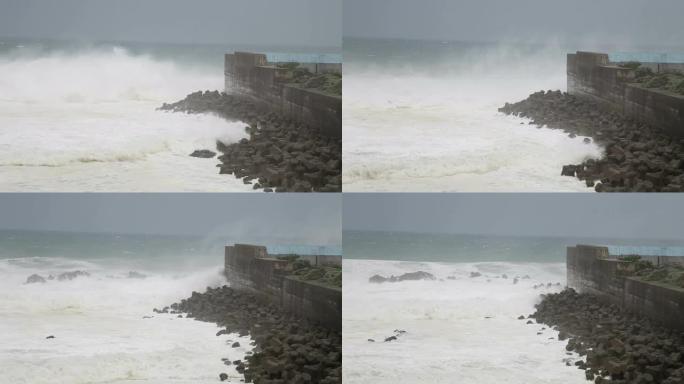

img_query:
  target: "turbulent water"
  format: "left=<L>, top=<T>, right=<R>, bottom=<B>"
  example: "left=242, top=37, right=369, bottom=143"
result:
left=0, top=38, right=338, bottom=191
left=342, top=38, right=603, bottom=192
left=342, top=231, right=684, bottom=383
left=0, top=230, right=338, bottom=383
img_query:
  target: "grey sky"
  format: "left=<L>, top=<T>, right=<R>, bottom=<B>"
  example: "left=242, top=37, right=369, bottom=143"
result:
left=0, top=0, right=341, bottom=48
left=344, top=0, right=684, bottom=49
left=343, top=194, right=684, bottom=241
left=0, top=194, right=341, bottom=245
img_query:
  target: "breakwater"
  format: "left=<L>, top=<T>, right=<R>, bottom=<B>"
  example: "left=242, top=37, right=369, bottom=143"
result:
left=224, top=52, right=342, bottom=138
left=224, top=244, right=341, bottom=331
left=566, top=244, right=684, bottom=329
left=567, top=51, right=684, bottom=136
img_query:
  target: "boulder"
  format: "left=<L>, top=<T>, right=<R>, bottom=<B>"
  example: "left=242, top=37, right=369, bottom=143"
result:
left=57, top=270, right=89, bottom=281
left=189, top=149, right=217, bottom=158
left=26, top=274, right=46, bottom=284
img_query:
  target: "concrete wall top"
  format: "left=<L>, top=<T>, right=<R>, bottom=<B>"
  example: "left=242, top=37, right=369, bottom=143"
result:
left=574, top=51, right=609, bottom=67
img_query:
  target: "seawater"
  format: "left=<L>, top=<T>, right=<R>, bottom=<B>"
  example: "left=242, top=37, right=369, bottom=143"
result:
left=0, top=230, right=338, bottom=384
left=342, top=38, right=603, bottom=192
left=342, top=231, right=684, bottom=383
left=0, top=37, right=339, bottom=191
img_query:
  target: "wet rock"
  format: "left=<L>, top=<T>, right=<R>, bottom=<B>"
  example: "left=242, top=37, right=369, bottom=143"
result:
left=369, top=271, right=436, bottom=283
left=26, top=274, right=46, bottom=284
left=219, top=372, right=228, bottom=381
left=469, top=271, right=482, bottom=278
left=57, top=270, right=89, bottom=281
left=231, top=342, right=240, bottom=348
left=46, top=335, right=55, bottom=339
left=160, top=91, right=341, bottom=192
left=500, top=90, right=684, bottom=192
left=532, top=288, right=684, bottom=383
left=189, top=149, right=216, bottom=158
left=162, top=285, right=341, bottom=383
left=561, top=165, right=576, bottom=177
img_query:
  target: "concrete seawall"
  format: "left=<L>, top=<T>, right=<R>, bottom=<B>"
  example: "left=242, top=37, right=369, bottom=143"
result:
left=225, top=52, right=341, bottom=138
left=224, top=243, right=341, bottom=331
left=567, top=244, right=684, bottom=329
left=567, top=51, right=684, bottom=136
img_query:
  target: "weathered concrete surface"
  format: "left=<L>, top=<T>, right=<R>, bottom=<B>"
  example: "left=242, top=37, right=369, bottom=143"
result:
left=567, top=51, right=684, bottom=136
left=224, top=52, right=341, bottom=138
left=271, top=253, right=342, bottom=267
left=224, top=244, right=342, bottom=330
left=567, top=244, right=684, bottom=329
left=282, top=277, right=342, bottom=331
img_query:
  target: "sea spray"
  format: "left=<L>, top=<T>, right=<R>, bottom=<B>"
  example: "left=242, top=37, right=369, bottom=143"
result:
left=0, top=41, right=250, bottom=191
left=343, top=39, right=602, bottom=191
left=343, top=259, right=587, bottom=384
left=0, top=256, right=253, bottom=384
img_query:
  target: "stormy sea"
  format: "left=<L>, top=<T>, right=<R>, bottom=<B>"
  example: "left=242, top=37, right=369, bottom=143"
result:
left=0, top=229, right=339, bottom=384
left=342, top=38, right=606, bottom=192
left=0, top=37, right=338, bottom=191
left=342, top=230, right=684, bottom=383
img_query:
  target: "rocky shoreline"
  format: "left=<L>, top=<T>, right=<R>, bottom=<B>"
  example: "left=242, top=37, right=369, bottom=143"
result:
left=157, top=285, right=341, bottom=383
left=530, top=289, right=684, bottom=383
left=499, top=90, right=684, bottom=192
left=159, top=91, right=341, bottom=192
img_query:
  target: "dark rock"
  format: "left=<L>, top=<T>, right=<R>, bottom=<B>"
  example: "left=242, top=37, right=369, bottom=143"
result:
left=26, top=274, right=46, bottom=284
left=160, top=91, right=341, bottom=192
left=46, top=335, right=55, bottom=339
left=499, top=90, right=684, bottom=192
left=160, top=284, right=341, bottom=384
left=231, top=342, right=240, bottom=348
left=561, top=165, right=576, bottom=177
left=57, top=270, right=89, bottom=281
left=189, top=149, right=216, bottom=158
left=533, top=288, right=684, bottom=383
left=219, top=373, right=228, bottom=381
left=369, top=271, right=436, bottom=283
left=469, top=271, right=482, bottom=278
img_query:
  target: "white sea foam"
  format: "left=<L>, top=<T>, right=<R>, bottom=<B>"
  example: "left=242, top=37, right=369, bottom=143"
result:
left=0, top=46, right=251, bottom=191
left=343, top=259, right=586, bottom=384
left=343, top=44, right=603, bottom=191
left=0, top=257, right=251, bottom=384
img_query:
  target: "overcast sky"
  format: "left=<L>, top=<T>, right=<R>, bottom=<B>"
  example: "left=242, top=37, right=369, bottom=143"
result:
left=0, top=194, right=341, bottom=245
left=344, top=194, right=684, bottom=241
left=344, top=0, right=684, bottom=49
left=0, top=0, right=341, bottom=48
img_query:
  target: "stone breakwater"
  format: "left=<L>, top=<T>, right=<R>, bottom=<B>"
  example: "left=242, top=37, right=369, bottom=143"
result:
left=159, top=90, right=342, bottom=192
left=499, top=90, right=684, bottom=192
left=160, top=285, right=341, bottom=383
left=531, top=289, right=684, bottom=383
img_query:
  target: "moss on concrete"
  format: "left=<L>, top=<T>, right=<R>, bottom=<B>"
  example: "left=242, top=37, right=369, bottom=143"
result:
left=626, top=62, right=684, bottom=95
left=276, top=254, right=342, bottom=288
left=276, top=63, right=341, bottom=96
left=619, top=255, right=684, bottom=288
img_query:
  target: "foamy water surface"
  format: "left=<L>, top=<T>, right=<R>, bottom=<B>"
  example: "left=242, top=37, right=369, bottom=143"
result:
left=0, top=44, right=251, bottom=191
left=343, top=259, right=587, bottom=384
left=0, top=256, right=252, bottom=384
left=343, top=40, right=603, bottom=191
